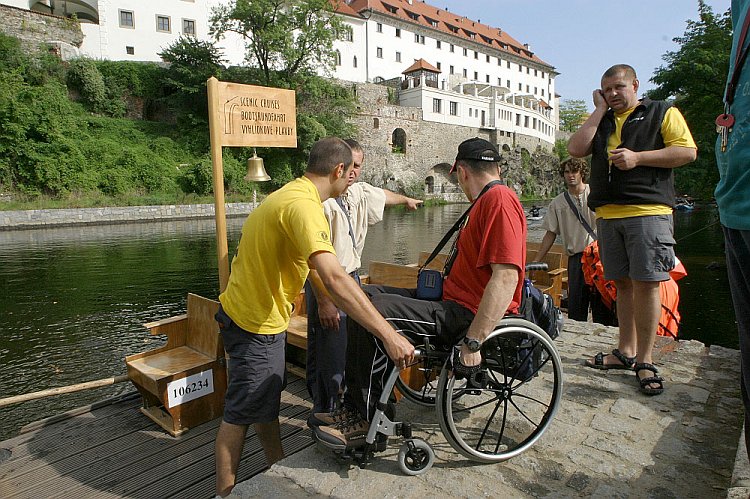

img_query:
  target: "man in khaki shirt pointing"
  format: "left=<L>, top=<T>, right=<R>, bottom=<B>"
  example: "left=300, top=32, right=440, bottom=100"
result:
left=306, top=139, right=422, bottom=424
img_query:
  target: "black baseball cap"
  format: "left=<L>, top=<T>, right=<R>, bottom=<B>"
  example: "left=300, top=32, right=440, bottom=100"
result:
left=451, top=138, right=502, bottom=173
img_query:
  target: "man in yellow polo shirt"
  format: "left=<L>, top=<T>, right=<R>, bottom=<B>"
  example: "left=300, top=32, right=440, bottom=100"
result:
left=568, top=64, right=696, bottom=396
left=213, top=137, right=415, bottom=497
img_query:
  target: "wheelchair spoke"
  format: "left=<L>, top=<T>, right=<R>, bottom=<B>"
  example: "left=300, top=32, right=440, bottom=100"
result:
left=508, top=397, right=542, bottom=428
left=493, top=396, right=510, bottom=454
left=511, top=392, right=551, bottom=409
left=471, top=395, right=502, bottom=452
left=450, top=391, right=500, bottom=414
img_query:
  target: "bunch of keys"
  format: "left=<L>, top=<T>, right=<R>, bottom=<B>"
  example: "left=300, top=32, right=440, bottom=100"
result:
left=716, top=110, right=735, bottom=152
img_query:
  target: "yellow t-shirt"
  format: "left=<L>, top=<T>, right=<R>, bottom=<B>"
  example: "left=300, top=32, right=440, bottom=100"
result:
left=597, top=106, right=696, bottom=219
left=219, top=176, right=335, bottom=334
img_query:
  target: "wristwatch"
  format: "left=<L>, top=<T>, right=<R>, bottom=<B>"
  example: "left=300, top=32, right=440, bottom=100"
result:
left=462, top=336, right=482, bottom=352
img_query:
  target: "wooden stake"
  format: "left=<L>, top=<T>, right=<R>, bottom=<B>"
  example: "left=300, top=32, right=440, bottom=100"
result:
left=207, top=76, right=230, bottom=292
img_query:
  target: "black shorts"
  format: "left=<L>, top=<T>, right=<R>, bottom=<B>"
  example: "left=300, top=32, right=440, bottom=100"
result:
left=216, top=306, right=287, bottom=425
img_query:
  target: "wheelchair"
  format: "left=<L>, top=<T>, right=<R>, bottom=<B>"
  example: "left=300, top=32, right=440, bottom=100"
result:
left=316, top=315, right=563, bottom=475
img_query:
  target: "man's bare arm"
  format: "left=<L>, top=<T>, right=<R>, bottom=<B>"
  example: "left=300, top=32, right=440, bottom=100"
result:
left=609, top=145, right=697, bottom=171
left=307, top=269, right=341, bottom=331
left=383, top=189, right=423, bottom=210
left=534, top=231, right=557, bottom=263
left=460, top=264, right=519, bottom=366
left=309, top=251, right=415, bottom=364
left=568, top=90, right=608, bottom=158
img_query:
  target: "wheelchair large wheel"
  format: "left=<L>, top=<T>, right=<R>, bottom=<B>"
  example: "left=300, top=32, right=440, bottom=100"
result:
left=436, top=318, right=563, bottom=463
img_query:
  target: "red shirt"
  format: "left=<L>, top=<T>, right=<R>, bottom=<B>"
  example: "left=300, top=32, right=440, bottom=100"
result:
left=443, top=184, right=526, bottom=314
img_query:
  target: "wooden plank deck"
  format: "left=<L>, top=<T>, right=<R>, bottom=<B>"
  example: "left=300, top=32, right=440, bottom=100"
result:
left=0, top=374, right=313, bottom=499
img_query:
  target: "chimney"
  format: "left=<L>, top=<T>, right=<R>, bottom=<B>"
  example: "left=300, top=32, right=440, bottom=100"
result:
left=524, top=43, right=532, bottom=51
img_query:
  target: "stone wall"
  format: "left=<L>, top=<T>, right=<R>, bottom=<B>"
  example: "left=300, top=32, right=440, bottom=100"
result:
left=351, top=82, right=563, bottom=200
left=0, top=5, right=83, bottom=52
left=0, top=203, right=256, bottom=230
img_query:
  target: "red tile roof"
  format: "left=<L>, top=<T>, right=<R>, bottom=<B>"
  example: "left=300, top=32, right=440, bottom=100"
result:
left=342, top=0, right=552, bottom=68
left=402, top=58, right=440, bottom=74
left=331, top=0, right=360, bottom=17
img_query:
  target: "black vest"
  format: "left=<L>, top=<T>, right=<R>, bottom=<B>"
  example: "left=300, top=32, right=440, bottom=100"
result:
left=588, top=99, right=675, bottom=209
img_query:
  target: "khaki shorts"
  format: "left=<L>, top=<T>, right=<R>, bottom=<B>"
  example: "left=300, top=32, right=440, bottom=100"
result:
left=597, top=215, right=675, bottom=282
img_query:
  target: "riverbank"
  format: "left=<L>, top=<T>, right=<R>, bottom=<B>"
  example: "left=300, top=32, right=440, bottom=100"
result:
left=0, top=203, right=257, bottom=230
left=230, top=319, right=747, bottom=499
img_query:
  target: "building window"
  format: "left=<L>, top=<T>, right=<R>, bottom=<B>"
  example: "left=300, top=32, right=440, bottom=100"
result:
left=436, top=62, right=441, bottom=70
left=541, top=88, right=545, bottom=97
left=334, top=50, right=341, bottom=66
left=449, top=65, right=454, bottom=74
left=156, top=15, right=171, bottom=33
left=486, top=54, right=490, bottom=63
left=392, top=128, right=406, bottom=153
left=506, top=79, right=510, bottom=88
left=518, top=83, right=522, bottom=91
left=498, top=77, right=502, bottom=86
left=473, top=71, right=478, bottom=80
left=374, top=118, right=379, bottom=129
left=526, top=67, right=530, bottom=74
left=474, top=51, right=478, bottom=59
left=534, top=86, right=538, bottom=94
left=182, top=19, right=196, bottom=36
left=377, top=23, right=383, bottom=33
left=340, top=26, right=353, bottom=41
left=395, top=28, right=401, bottom=37
left=436, top=40, right=441, bottom=49
left=376, top=47, right=383, bottom=58
left=414, top=34, right=425, bottom=44
left=119, top=10, right=134, bottom=28
left=450, top=44, right=455, bottom=53
left=463, top=68, right=467, bottom=78
left=526, top=85, right=530, bottom=92
left=433, top=98, right=442, bottom=113
left=353, top=56, right=358, bottom=68
left=497, top=58, right=502, bottom=66
left=463, top=48, right=468, bottom=56
left=450, top=101, right=458, bottom=116
left=395, top=51, right=401, bottom=62
left=534, top=69, right=538, bottom=76
left=518, top=64, right=522, bottom=72
left=507, top=60, right=511, bottom=68
left=525, top=116, right=530, bottom=127
left=126, top=46, right=134, bottom=55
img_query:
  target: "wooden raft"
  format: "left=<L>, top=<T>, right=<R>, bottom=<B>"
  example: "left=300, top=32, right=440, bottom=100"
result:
left=0, top=376, right=313, bottom=499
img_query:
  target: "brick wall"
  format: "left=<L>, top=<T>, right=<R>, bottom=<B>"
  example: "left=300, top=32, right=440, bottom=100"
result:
left=0, top=4, right=83, bottom=51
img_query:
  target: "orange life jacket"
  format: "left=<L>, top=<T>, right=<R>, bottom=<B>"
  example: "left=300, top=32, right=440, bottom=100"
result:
left=581, top=241, right=684, bottom=338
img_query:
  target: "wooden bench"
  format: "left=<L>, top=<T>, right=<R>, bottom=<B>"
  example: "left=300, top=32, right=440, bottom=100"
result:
left=125, top=293, right=226, bottom=437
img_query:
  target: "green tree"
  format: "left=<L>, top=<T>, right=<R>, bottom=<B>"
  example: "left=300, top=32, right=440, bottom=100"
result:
left=558, top=99, right=589, bottom=132
left=649, top=1, right=731, bottom=198
left=209, top=0, right=345, bottom=85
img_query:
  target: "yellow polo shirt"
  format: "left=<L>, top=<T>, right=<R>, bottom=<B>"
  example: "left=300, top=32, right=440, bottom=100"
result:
left=597, top=106, right=696, bottom=219
left=220, top=176, right=335, bottom=334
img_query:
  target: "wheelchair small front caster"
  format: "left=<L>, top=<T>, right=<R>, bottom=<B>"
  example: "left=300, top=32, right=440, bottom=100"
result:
left=397, top=439, right=434, bottom=476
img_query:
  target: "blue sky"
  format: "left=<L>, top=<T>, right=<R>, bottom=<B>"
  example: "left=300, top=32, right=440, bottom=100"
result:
left=439, top=0, right=730, bottom=109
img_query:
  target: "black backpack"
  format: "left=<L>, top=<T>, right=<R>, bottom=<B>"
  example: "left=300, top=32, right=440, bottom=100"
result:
left=519, top=278, right=564, bottom=340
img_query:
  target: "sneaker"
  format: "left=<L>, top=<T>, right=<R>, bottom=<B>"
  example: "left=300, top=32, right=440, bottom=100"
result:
left=312, top=405, right=358, bottom=426
left=314, top=413, right=370, bottom=450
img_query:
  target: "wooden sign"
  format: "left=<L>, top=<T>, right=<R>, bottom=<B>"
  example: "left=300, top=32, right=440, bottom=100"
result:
left=211, top=81, right=297, bottom=147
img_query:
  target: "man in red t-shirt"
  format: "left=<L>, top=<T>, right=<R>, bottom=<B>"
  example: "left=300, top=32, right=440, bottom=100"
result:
left=314, top=138, right=527, bottom=450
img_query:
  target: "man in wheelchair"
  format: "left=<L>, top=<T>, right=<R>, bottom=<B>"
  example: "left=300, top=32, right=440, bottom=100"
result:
left=313, top=138, right=528, bottom=450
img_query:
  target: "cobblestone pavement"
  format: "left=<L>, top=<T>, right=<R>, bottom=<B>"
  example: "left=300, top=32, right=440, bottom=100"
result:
left=231, top=320, right=746, bottom=499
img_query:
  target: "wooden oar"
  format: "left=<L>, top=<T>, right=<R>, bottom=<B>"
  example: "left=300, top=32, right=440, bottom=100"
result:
left=0, top=375, right=130, bottom=408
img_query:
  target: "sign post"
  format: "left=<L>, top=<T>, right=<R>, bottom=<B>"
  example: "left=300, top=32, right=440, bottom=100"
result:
left=206, top=77, right=297, bottom=292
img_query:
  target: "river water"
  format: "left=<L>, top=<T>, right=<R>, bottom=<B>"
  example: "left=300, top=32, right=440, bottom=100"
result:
left=0, top=202, right=733, bottom=441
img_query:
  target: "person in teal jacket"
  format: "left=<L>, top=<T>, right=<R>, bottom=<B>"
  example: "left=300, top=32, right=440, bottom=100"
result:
left=715, top=0, right=750, bottom=462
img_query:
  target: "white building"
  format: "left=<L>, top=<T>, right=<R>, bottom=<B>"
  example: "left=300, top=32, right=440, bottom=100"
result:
left=2, top=0, right=559, bottom=147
